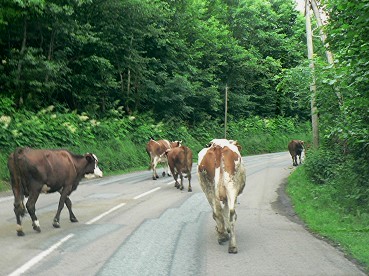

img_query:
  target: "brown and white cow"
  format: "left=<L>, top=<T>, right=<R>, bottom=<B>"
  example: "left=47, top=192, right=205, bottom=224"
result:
left=7, top=147, right=103, bottom=236
left=288, top=140, right=304, bottom=166
left=198, top=139, right=246, bottom=253
left=146, top=137, right=181, bottom=180
left=165, top=145, right=193, bottom=192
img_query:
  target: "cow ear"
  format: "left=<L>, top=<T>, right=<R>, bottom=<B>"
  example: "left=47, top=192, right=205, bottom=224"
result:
left=234, top=141, right=242, bottom=152
left=85, top=154, right=94, bottom=162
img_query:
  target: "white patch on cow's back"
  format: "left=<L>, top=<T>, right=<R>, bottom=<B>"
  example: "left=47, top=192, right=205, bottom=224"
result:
left=210, top=139, right=229, bottom=147
left=210, top=139, right=240, bottom=155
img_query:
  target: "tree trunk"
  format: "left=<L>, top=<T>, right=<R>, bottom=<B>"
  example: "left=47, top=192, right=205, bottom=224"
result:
left=305, top=0, right=319, bottom=148
left=310, top=0, right=343, bottom=104
left=125, top=35, right=133, bottom=114
left=16, top=17, right=27, bottom=107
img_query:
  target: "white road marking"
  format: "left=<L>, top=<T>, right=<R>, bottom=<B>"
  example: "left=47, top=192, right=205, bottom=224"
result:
left=8, top=234, right=74, bottom=276
left=7, top=183, right=168, bottom=275
left=134, top=187, right=161, bottom=200
left=167, top=181, right=175, bottom=186
left=85, top=202, right=127, bottom=225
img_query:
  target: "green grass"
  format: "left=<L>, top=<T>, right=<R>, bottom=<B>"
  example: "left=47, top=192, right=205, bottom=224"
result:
left=287, top=166, right=369, bottom=272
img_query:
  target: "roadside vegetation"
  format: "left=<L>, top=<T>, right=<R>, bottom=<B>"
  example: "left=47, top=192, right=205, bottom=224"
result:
left=288, top=165, right=369, bottom=272
left=0, top=104, right=311, bottom=191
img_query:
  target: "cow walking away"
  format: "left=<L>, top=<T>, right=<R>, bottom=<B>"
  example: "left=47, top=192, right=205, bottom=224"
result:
left=8, top=147, right=103, bottom=236
left=288, top=140, right=304, bottom=166
left=198, top=139, right=246, bottom=253
left=165, top=145, right=193, bottom=192
left=146, top=137, right=181, bottom=180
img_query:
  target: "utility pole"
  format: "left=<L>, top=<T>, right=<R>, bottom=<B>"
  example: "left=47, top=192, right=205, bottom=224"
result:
left=224, top=84, right=228, bottom=139
left=310, top=0, right=342, bottom=104
left=305, top=0, right=319, bottom=148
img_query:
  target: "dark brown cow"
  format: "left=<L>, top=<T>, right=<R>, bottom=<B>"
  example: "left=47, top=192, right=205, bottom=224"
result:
left=146, top=137, right=181, bottom=180
left=288, top=140, right=305, bottom=166
left=8, top=147, right=103, bottom=236
left=198, top=139, right=246, bottom=253
left=165, top=145, right=193, bottom=192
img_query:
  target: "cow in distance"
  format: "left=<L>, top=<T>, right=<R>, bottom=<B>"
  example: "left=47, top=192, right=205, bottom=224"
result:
left=165, top=145, right=193, bottom=192
left=146, top=137, right=181, bottom=180
left=288, top=140, right=304, bottom=166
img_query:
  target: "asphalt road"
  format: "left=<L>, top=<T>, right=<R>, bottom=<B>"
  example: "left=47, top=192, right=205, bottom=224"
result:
left=0, top=152, right=366, bottom=276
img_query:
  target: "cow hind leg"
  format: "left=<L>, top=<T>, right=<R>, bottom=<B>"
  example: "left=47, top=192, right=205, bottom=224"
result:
left=152, top=157, right=160, bottom=180
left=165, top=162, right=171, bottom=177
left=174, top=173, right=180, bottom=189
left=212, top=201, right=228, bottom=244
left=26, top=193, right=41, bottom=233
left=14, top=201, right=26, bottom=236
left=228, top=209, right=238, bottom=254
left=227, top=192, right=238, bottom=254
left=187, top=173, right=192, bottom=192
left=179, top=174, right=184, bottom=190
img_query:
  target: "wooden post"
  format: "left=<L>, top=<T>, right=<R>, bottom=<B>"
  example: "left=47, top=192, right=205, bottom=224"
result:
left=310, top=0, right=342, bottom=104
left=224, top=84, right=228, bottom=139
left=305, top=0, right=319, bottom=148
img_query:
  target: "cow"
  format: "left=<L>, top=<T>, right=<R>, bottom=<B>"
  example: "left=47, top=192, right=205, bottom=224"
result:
left=288, top=140, right=304, bottom=166
left=198, top=139, right=246, bottom=253
left=146, top=137, right=181, bottom=180
left=7, top=147, right=103, bottom=236
left=165, top=145, right=193, bottom=192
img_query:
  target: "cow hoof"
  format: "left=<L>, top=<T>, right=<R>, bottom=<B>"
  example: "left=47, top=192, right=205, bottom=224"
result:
left=17, top=230, right=25, bottom=236
left=70, top=217, right=78, bottom=223
left=228, top=247, right=238, bottom=254
left=180, top=186, right=184, bottom=190
left=217, top=234, right=229, bottom=244
left=188, top=188, right=192, bottom=192
left=162, top=172, right=166, bottom=177
left=52, top=221, right=60, bottom=228
left=33, top=225, right=41, bottom=233
left=153, top=177, right=157, bottom=180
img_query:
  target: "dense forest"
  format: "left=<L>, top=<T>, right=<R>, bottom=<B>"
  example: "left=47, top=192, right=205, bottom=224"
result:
left=0, top=0, right=368, bottom=269
left=0, top=0, right=309, bottom=120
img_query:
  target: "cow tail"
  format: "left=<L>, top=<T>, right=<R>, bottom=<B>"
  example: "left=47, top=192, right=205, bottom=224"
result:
left=183, top=146, right=189, bottom=171
left=12, top=149, right=26, bottom=217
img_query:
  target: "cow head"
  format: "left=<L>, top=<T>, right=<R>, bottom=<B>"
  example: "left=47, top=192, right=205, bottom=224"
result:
left=171, top=140, right=182, bottom=148
left=85, top=153, right=103, bottom=178
left=207, top=139, right=243, bottom=155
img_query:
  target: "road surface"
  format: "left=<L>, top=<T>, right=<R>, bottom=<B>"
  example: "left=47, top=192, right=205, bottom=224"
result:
left=0, top=152, right=366, bottom=276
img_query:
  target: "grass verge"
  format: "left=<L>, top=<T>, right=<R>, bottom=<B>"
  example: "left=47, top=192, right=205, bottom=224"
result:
left=287, top=166, right=369, bottom=273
